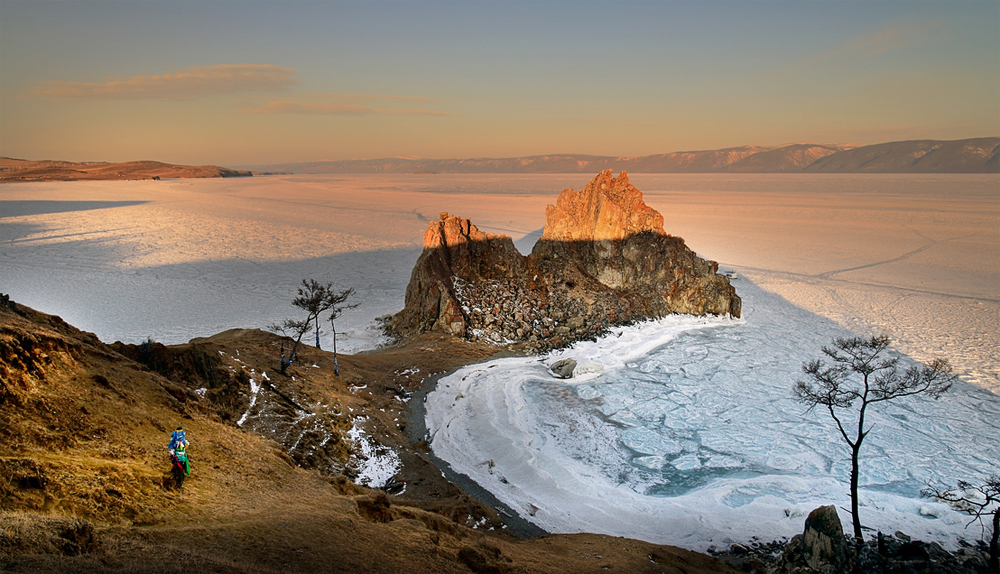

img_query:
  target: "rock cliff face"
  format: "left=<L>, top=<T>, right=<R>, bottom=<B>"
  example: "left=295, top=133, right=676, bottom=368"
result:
left=388, top=170, right=741, bottom=350
left=390, top=213, right=525, bottom=338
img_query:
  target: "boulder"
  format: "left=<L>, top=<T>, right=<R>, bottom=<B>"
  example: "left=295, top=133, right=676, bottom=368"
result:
left=770, top=505, right=849, bottom=573
left=549, top=359, right=577, bottom=379
left=801, top=505, right=848, bottom=572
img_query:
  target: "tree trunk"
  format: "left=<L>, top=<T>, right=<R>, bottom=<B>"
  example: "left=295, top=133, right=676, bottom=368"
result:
left=990, top=509, right=998, bottom=574
left=851, top=444, right=863, bottom=540
left=331, top=319, right=339, bottom=376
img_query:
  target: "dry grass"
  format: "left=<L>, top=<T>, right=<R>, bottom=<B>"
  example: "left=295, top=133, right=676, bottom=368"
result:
left=0, top=301, right=737, bottom=573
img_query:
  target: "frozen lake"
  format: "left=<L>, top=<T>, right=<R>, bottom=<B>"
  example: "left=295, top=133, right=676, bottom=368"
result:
left=1, top=173, right=996, bottom=388
left=0, top=174, right=581, bottom=352
left=2, top=173, right=998, bottom=548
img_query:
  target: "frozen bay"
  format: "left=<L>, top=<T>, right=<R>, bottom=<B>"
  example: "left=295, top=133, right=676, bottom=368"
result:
left=425, top=278, right=1000, bottom=549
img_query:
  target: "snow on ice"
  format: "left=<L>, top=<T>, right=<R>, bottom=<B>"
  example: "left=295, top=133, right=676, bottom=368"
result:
left=425, top=278, right=999, bottom=550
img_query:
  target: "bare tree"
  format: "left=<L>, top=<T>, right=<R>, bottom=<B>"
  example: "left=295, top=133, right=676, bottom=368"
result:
left=270, top=279, right=354, bottom=375
left=924, top=475, right=999, bottom=573
left=793, top=334, right=955, bottom=540
left=325, top=287, right=356, bottom=376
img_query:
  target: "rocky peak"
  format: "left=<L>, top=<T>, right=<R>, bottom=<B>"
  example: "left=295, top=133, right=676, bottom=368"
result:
left=390, top=213, right=525, bottom=338
left=541, top=170, right=664, bottom=242
left=423, top=212, right=498, bottom=250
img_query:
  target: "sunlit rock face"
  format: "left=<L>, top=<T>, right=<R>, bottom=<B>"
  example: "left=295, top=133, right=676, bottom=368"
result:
left=532, top=170, right=741, bottom=317
left=388, top=170, right=741, bottom=350
left=540, top=169, right=665, bottom=242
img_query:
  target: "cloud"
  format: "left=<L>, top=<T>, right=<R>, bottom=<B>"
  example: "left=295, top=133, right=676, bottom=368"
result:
left=811, top=20, right=939, bottom=65
left=30, top=64, right=450, bottom=116
left=245, top=97, right=451, bottom=116
left=32, top=64, right=297, bottom=100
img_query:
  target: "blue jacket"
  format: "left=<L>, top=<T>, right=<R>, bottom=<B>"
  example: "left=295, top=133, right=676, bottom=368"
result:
left=168, top=430, right=187, bottom=450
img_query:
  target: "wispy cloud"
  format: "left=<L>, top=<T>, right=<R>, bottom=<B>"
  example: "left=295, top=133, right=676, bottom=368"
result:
left=32, top=64, right=297, bottom=100
left=30, top=64, right=451, bottom=116
left=245, top=96, right=451, bottom=116
left=809, top=20, right=940, bottom=65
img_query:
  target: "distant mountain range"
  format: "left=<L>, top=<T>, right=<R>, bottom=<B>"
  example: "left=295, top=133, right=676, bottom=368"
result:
left=246, top=137, right=998, bottom=174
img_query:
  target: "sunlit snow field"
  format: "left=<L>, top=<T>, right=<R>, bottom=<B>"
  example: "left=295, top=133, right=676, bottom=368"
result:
left=2, top=173, right=998, bottom=549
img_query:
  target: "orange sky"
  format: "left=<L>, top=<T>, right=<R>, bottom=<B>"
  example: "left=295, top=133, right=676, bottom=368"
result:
left=1, top=1, right=997, bottom=166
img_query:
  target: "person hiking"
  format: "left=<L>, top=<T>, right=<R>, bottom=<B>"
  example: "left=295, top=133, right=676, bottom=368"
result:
left=167, top=425, right=191, bottom=488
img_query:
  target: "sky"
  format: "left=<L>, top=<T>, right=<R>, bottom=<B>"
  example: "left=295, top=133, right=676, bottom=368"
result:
left=1, top=0, right=998, bottom=166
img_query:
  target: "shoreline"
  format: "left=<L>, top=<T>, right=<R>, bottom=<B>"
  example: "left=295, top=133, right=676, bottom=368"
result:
left=397, top=343, right=1000, bottom=574
left=406, top=354, right=549, bottom=539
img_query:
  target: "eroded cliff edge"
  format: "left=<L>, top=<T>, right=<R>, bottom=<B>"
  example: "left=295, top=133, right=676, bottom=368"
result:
left=387, top=170, right=741, bottom=350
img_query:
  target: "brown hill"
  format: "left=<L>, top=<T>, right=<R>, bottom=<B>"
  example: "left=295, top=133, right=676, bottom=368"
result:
left=0, top=297, right=735, bottom=573
left=0, top=158, right=252, bottom=182
left=627, top=146, right=775, bottom=172
left=725, top=143, right=846, bottom=172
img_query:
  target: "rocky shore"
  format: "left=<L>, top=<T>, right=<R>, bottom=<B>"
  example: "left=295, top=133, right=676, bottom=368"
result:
left=711, top=506, right=995, bottom=573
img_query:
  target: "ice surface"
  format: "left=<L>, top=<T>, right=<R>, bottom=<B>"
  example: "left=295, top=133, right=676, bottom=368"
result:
left=0, top=175, right=573, bottom=352
left=632, top=173, right=1000, bottom=393
left=426, top=279, right=1000, bottom=549
left=2, top=174, right=996, bottom=386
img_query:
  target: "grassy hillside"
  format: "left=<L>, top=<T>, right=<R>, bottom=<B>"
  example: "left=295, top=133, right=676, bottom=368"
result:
left=0, top=298, right=735, bottom=573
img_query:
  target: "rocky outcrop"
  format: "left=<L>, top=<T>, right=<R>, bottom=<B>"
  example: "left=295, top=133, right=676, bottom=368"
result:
left=389, top=212, right=526, bottom=338
left=758, top=506, right=992, bottom=574
left=387, top=170, right=741, bottom=350
left=764, top=505, right=850, bottom=573
left=801, top=505, right=849, bottom=572
left=531, top=170, right=741, bottom=317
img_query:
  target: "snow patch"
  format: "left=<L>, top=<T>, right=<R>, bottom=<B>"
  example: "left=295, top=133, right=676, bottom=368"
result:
left=347, top=417, right=400, bottom=489
left=237, top=376, right=262, bottom=427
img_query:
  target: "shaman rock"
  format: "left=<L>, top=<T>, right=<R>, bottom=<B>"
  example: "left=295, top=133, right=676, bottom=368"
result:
left=387, top=171, right=741, bottom=350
